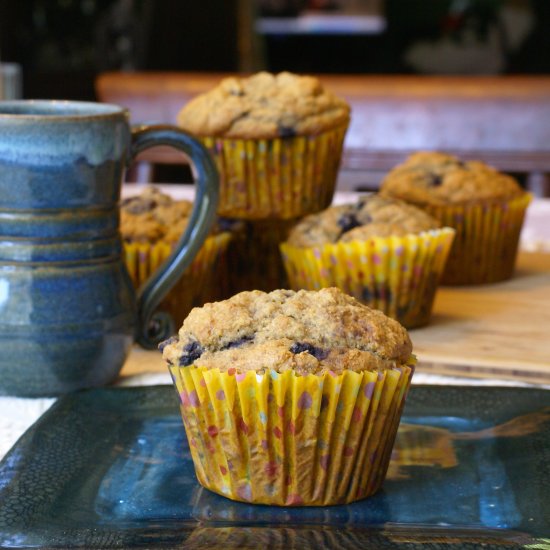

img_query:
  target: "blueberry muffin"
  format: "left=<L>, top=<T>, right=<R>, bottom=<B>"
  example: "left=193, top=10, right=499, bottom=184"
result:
left=121, top=186, right=194, bottom=244
left=162, top=287, right=411, bottom=374
left=176, top=72, right=350, bottom=219
left=177, top=71, right=350, bottom=139
left=380, top=152, right=531, bottom=284
left=280, top=195, right=455, bottom=328
left=163, top=287, right=415, bottom=506
left=121, top=186, right=232, bottom=326
left=286, top=194, right=441, bottom=247
left=379, top=151, right=523, bottom=205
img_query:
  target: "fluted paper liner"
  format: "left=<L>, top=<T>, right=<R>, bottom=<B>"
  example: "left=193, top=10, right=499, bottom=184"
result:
left=280, top=228, right=455, bottom=328
left=423, top=192, right=531, bottom=285
left=123, top=233, right=231, bottom=326
left=201, top=124, right=348, bottom=219
left=169, top=362, right=414, bottom=506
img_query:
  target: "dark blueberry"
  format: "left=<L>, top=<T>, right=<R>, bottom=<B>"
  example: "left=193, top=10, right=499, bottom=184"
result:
left=179, top=341, right=203, bottom=366
left=290, top=342, right=314, bottom=355
left=289, top=342, right=328, bottom=361
left=427, top=173, right=443, bottom=187
left=337, top=212, right=361, bottom=233
left=277, top=124, right=297, bottom=138
left=158, top=335, right=179, bottom=352
left=222, top=335, right=254, bottom=350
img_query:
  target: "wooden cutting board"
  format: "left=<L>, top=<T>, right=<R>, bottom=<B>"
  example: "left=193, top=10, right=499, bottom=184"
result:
left=119, top=251, right=550, bottom=386
left=411, top=251, right=550, bottom=384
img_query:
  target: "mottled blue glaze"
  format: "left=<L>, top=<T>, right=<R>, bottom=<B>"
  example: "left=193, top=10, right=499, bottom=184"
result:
left=0, top=100, right=218, bottom=396
left=0, top=101, right=125, bottom=210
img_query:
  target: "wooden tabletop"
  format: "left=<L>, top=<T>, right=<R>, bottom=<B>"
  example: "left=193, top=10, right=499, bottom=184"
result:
left=119, top=251, right=550, bottom=386
left=411, top=251, right=550, bottom=384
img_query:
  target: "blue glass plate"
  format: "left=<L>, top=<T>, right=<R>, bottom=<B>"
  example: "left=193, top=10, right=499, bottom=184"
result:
left=0, top=385, right=548, bottom=549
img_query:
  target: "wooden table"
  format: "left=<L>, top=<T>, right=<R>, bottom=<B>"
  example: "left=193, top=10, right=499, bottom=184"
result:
left=411, top=251, right=550, bottom=385
left=120, top=251, right=550, bottom=386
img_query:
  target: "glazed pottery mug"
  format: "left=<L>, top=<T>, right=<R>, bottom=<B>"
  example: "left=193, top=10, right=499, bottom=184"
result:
left=0, top=100, right=219, bottom=397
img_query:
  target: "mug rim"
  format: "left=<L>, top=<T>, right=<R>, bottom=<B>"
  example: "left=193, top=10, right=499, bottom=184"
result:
left=0, top=99, right=126, bottom=120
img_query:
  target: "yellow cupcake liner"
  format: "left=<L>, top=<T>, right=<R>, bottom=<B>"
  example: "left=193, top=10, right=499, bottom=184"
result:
left=201, top=124, right=348, bottom=220
left=123, top=232, right=231, bottom=327
left=169, top=361, right=414, bottom=506
left=280, top=228, right=455, bottom=329
left=424, top=192, right=532, bottom=285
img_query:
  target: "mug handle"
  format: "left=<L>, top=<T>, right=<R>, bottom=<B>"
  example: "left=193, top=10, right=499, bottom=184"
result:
left=128, top=125, right=219, bottom=349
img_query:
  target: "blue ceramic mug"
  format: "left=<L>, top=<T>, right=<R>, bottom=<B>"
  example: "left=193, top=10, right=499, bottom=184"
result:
left=0, top=100, right=219, bottom=396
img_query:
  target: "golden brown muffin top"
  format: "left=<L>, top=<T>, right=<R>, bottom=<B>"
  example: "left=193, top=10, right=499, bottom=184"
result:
left=160, top=287, right=412, bottom=375
left=120, top=186, right=195, bottom=244
left=120, top=186, right=237, bottom=245
left=286, top=194, right=441, bottom=248
left=176, top=71, right=350, bottom=139
left=380, top=151, right=523, bottom=206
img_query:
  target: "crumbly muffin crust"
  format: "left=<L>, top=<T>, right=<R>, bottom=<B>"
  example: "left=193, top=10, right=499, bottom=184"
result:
left=161, top=287, right=412, bottom=375
left=380, top=151, right=523, bottom=206
left=176, top=71, right=350, bottom=139
left=120, top=186, right=191, bottom=243
left=120, top=186, right=210, bottom=244
left=286, top=194, right=441, bottom=248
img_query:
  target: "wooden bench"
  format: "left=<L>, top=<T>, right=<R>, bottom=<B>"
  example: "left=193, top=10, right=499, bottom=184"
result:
left=95, top=72, right=550, bottom=195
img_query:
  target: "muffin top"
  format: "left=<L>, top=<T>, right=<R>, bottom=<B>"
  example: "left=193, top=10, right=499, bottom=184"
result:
left=286, top=194, right=441, bottom=248
left=120, top=186, right=232, bottom=244
left=380, top=151, right=523, bottom=206
left=120, top=186, right=196, bottom=243
left=160, top=287, right=412, bottom=376
left=176, top=71, right=350, bottom=139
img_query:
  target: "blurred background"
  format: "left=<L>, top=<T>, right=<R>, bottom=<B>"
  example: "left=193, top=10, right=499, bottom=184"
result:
left=0, top=0, right=548, bottom=101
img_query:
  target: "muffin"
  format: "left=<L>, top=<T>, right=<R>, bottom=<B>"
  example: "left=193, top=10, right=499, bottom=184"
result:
left=177, top=71, right=350, bottom=219
left=162, top=287, right=415, bottom=506
left=280, top=195, right=455, bottom=328
left=380, top=151, right=531, bottom=284
left=121, top=186, right=232, bottom=326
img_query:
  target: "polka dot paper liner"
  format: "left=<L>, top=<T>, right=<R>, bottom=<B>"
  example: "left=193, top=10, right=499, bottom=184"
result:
left=423, top=192, right=532, bottom=285
left=200, top=123, right=348, bottom=220
left=169, top=360, right=415, bottom=506
left=280, top=228, right=455, bottom=329
left=123, top=232, right=232, bottom=328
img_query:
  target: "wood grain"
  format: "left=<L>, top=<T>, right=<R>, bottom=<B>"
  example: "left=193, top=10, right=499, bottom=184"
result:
left=119, top=251, right=550, bottom=385
left=412, top=251, right=550, bottom=384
